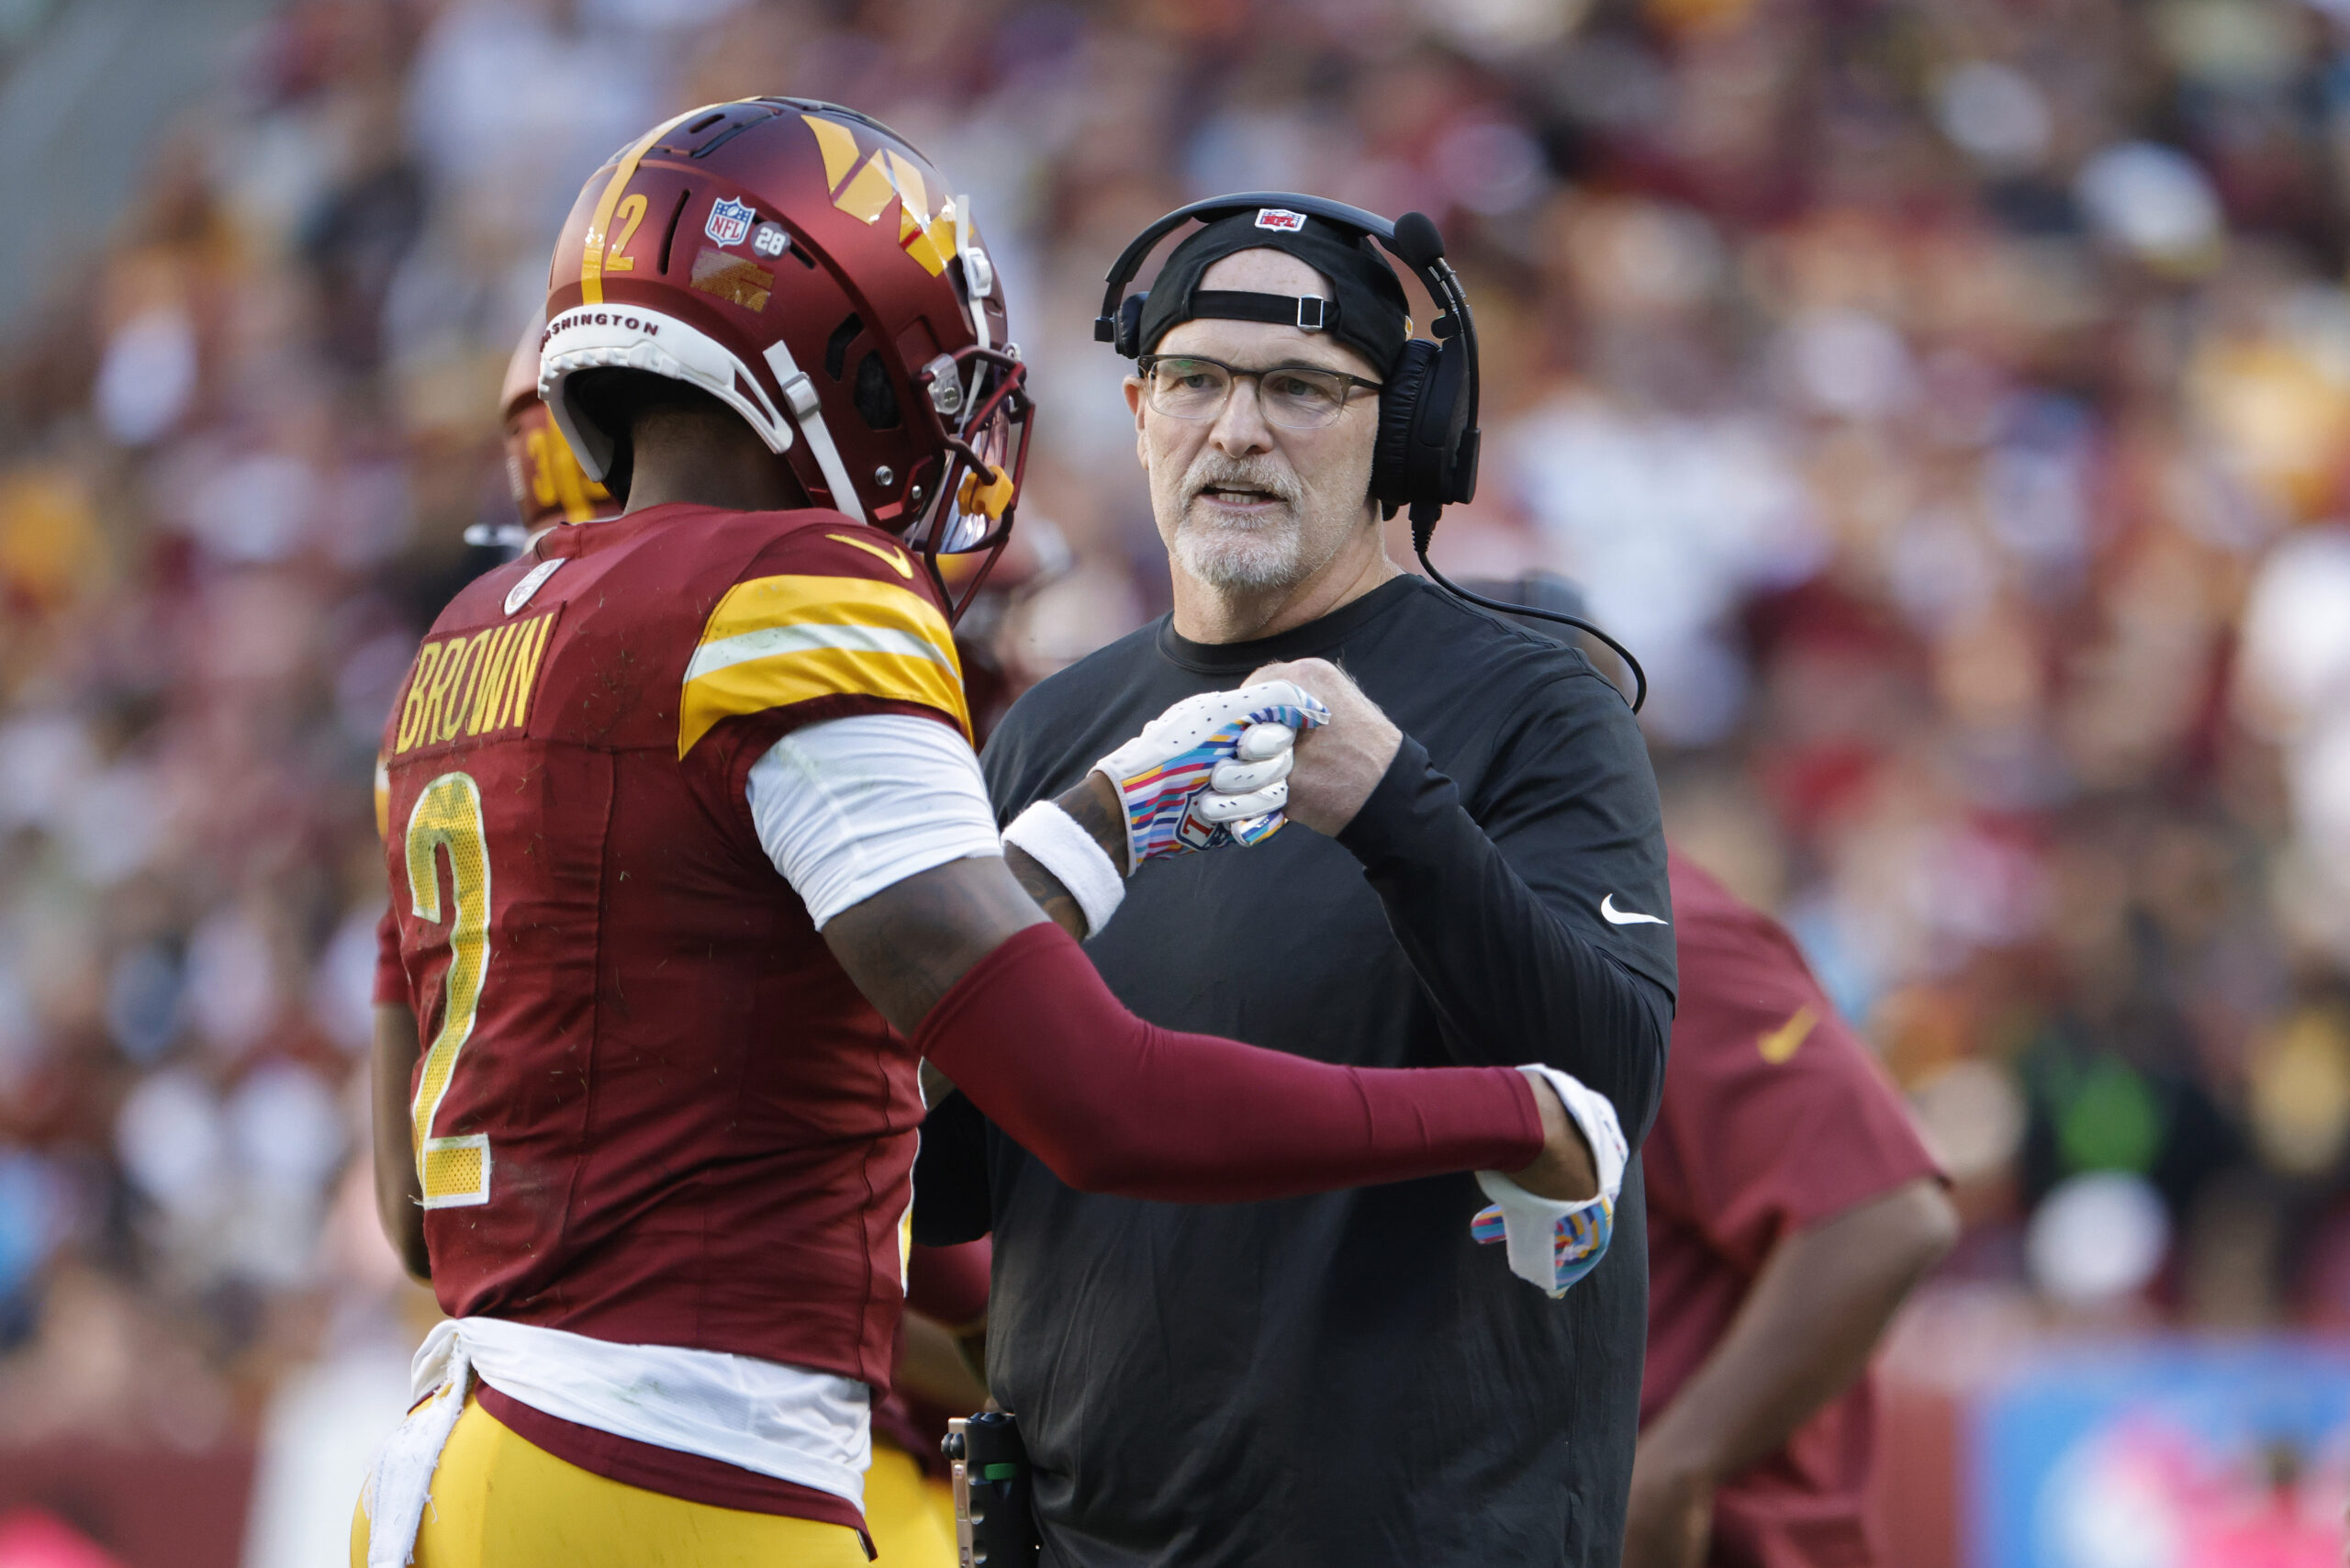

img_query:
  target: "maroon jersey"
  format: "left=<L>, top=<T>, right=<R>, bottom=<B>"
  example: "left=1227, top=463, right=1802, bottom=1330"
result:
left=1642, top=853, right=1942, bottom=1568
left=377, top=503, right=969, bottom=1393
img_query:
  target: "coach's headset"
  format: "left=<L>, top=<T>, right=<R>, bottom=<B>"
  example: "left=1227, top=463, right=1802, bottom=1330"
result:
left=1097, top=192, right=1646, bottom=712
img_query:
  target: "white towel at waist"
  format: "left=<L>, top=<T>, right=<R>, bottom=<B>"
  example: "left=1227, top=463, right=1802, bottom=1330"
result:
left=361, top=1316, right=871, bottom=1567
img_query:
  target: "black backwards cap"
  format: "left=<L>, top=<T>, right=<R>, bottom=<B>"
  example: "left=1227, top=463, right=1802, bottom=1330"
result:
left=1135, top=207, right=1413, bottom=375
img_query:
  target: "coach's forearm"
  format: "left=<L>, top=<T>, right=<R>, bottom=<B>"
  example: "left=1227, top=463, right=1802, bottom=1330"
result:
left=1337, top=735, right=1670, bottom=1126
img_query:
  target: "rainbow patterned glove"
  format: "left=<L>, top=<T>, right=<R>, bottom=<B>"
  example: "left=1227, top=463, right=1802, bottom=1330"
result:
left=1091, top=680, right=1330, bottom=872
left=1472, top=1066, right=1628, bottom=1298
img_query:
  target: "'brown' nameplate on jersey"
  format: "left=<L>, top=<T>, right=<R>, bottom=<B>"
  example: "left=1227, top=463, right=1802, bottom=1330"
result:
left=393, top=609, right=559, bottom=756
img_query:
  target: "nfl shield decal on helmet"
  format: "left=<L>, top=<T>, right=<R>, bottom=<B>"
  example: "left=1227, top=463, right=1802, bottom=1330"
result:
left=706, top=197, right=755, bottom=248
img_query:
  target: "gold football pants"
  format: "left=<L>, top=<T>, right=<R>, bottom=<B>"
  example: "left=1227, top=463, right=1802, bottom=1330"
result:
left=350, top=1392, right=872, bottom=1567
left=864, top=1437, right=960, bottom=1566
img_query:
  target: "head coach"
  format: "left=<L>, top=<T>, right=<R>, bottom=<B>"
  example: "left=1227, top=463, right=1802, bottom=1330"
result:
left=914, top=196, right=1676, bottom=1565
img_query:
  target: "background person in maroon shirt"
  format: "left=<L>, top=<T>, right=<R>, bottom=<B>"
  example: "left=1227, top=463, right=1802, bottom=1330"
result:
left=1626, top=851, right=1959, bottom=1568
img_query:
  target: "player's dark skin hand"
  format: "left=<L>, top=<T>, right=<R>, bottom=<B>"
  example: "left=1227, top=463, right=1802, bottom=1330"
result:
left=1621, top=1179, right=1956, bottom=1568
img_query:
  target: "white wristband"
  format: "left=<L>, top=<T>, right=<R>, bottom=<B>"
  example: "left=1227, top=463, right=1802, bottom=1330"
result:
left=1002, top=800, right=1125, bottom=938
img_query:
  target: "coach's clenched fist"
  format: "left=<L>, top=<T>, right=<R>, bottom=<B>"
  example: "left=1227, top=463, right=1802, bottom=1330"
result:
left=1244, top=656, right=1401, bottom=835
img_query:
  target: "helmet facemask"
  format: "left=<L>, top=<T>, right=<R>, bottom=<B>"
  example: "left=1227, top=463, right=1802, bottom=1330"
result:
left=910, top=343, right=1032, bottom=623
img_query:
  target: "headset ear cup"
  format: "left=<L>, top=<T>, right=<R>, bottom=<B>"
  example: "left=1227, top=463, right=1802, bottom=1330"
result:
left=1407, top=340, right=1471, bottom=506
left=1116, top=294, right=1147, bottom=359
left=1371, top=339, right=1437, bottom=510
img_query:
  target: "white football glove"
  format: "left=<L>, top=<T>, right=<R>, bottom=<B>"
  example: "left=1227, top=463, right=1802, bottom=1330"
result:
left=1194, top=721, right=1297, bottom=825
left=1091, top=681, right=1329, bottom=871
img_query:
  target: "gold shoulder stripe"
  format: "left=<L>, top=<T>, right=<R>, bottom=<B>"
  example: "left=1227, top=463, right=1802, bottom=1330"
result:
left=699, top=572, right=956, bottom=651
left=679, top=573, right=968, bottom=756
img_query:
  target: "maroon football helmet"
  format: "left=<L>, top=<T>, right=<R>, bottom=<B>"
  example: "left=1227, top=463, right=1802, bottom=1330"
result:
left=540, top=99, right=1031, bottom=618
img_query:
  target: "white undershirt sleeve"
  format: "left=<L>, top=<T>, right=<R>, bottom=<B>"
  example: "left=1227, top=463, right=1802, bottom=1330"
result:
left=745, top=713, right=1002, bottom=928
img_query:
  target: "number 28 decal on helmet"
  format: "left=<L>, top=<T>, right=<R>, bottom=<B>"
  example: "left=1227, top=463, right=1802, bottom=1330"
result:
left=538, top=98, right=1032, bottom=621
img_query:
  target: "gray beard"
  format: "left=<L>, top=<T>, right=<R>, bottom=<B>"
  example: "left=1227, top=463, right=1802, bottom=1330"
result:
left=1172, top=509, right=1304, bottom=591
left=1169, top=454, right=1310, bottom=593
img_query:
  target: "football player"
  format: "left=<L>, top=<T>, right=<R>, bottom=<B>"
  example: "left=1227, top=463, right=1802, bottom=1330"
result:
left=375, top=351, right=978, bottom=1564
left=356, top=99, right=1604, bottom=1568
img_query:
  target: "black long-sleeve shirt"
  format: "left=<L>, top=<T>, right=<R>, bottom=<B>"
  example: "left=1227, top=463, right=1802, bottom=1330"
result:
left=916, top=574, right=1676, bottom=1567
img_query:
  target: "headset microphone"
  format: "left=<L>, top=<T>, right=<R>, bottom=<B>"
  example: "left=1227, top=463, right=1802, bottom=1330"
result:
left=1387, top=210, right=1446, bottom=272
left=1100, top=193, right=1647, bottom=713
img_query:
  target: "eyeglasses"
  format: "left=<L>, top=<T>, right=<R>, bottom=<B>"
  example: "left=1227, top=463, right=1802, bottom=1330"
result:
left=1136, top=354, right=1383, bottom=431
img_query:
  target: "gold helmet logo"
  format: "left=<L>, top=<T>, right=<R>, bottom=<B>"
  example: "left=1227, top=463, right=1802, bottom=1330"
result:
left=800, top=114, right=956, bottom=276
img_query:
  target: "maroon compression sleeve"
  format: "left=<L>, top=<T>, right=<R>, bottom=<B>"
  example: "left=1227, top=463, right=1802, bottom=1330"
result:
left=914, top=923, right=1545, bottom=1202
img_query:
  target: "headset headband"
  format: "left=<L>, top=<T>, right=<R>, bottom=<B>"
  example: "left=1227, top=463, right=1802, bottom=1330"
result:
left=1094, top=193, right=1480, bottom=437
left=1094, top=195, right=1394, bottom=326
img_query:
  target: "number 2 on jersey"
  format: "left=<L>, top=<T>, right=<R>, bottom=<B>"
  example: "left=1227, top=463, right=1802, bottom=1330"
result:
left=405, top=771, right=494, bottom=1207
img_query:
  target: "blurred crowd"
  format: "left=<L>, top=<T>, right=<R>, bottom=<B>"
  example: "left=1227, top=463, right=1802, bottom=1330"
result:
left=1, top=0, right=2349, bottom=1467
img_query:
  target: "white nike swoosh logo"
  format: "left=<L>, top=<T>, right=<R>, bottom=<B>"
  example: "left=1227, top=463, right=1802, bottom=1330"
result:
left=1601, top=894, right=1667, bottom=927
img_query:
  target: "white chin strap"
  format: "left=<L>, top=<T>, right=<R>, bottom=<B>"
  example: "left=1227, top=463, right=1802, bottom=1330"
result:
left=539, top=306, right=864, bottom=523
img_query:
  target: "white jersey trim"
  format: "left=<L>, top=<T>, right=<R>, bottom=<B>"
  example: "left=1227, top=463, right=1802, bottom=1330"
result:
left=688, top=621, right=954, bottom=685
left=363, top=1316, right=868, bottom=1568
left=747, top=712, right=1002, bottom=928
